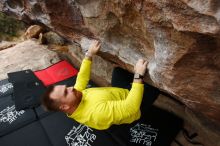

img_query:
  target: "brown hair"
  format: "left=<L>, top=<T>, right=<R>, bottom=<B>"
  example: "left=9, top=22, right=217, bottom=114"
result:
left=41, top=85, right=60, bottom=111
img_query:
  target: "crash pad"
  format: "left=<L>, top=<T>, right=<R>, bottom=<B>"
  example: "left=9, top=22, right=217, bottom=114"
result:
left=8, top=70, right=46, bottom=110
left=34, top=60, right=78, bottom=86
left=0, top=95, right=36, bottom=136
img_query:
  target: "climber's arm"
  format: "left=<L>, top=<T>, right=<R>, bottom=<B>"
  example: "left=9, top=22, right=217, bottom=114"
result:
left=94, top=59, right=148, bottom=126
left=74, top=40, right=101, bottom=92
left=109, top=59, right=148, bottom=120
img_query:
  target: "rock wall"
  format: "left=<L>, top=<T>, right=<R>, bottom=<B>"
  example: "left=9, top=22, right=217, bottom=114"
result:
left=1, top=0, right=220, bottom=145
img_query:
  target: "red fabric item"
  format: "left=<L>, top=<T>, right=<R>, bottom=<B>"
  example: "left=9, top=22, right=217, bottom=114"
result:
left=34, top=60, right=78, bottom=86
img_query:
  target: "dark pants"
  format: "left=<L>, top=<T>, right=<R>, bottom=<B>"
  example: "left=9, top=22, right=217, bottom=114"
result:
left=111, top=67, right=133, bottom=89
left=111, top=67, right=160, bottom=111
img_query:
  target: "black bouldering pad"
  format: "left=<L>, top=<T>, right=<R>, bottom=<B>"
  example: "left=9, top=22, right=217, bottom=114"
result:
left=108, top=106, right=183, bottom=146
left=0, top=95, right=36, bottom=137
left=0, top=79, right=13, bottom=98
left=40, top=112, right=118, bottom=146
left=0, top=121, right=52, bottom=146
left=8, top=70, right=46, bottom=110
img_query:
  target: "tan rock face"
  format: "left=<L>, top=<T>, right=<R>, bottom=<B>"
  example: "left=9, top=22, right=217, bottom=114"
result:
left=0, top=39, right=60, bottom=80
left=1, top=0, right=220, bottom=135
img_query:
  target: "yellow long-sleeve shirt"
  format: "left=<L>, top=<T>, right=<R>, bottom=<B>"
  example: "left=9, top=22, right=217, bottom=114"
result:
left=68, top=59, right=144, bottom=130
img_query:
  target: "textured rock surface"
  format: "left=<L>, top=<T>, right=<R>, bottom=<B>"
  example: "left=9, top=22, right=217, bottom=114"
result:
left=0, top=40, right=16, bottom=50
left=1, top=0, right=220, bottom=144
left=155, top=94, right=220, bottom=146
left=0, top=39, right=60, bottom=80
left=49, top=42, right=114, bottom=87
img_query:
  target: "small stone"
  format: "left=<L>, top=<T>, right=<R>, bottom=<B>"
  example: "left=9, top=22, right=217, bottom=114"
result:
left=24, top=25, right=44, bottom=39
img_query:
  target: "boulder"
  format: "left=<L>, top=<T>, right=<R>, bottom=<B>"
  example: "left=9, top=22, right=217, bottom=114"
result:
left=0, top=39, right=60, bottom=80
left=24, top=25, right=44, bottom=39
